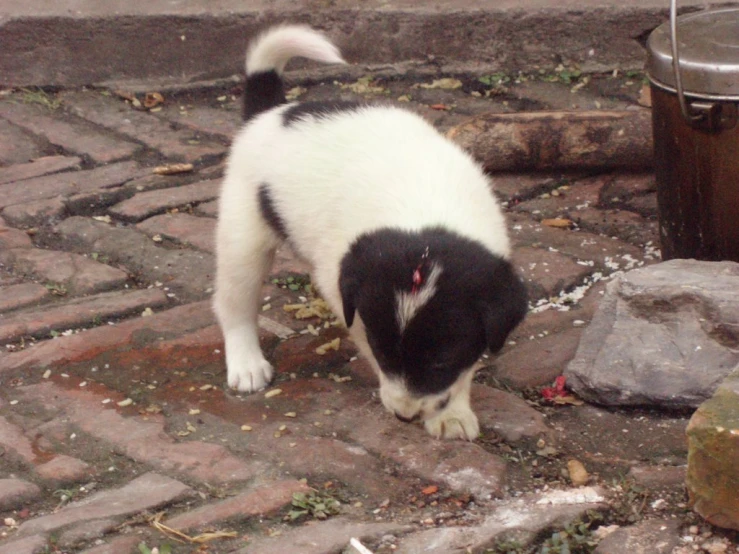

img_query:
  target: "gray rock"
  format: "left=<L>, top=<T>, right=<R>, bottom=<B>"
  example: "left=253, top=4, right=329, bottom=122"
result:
left=236, top=517, right=409, bottom=554
left=395, top=487, right=608, bottom=553
left=565, top=259, right=739, bottom=408
left=593, top=518, right=682, bottom=554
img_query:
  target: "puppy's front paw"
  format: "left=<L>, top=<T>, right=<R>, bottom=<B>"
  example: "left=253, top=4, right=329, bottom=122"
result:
left=227, top=358, right=274, bottom=393
left=424, top=407, right=480, bottom=441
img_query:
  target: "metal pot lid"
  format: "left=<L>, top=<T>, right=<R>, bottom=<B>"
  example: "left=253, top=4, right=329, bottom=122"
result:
left=647, top=7, right=739, bottom=98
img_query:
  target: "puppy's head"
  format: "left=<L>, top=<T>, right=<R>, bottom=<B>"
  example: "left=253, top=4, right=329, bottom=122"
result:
left=339, top=227, right=527, bottom=423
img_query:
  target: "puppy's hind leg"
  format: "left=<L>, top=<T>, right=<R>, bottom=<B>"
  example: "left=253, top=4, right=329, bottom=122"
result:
left=214, top=212, right=278, bottom=393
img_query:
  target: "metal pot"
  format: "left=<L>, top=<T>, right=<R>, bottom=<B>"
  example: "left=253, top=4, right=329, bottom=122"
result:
left=646, top=3, right=739, bottom=261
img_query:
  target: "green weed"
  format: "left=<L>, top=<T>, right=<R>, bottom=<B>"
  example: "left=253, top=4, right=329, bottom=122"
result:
left=19, top=87, right=62, bottom=110
left=479, top=73, right=512, bottom=87
left=138, top=542, right=172, bottom=554
left=540, top=511, right=603, bottom=554
left=44, top=282, right=68, bottom=297
left=287, top=490, right=340, bottom=521
left=489, top=539, right=525, bottom=553
left=272, top=273, right=312, bottom=293
left=540, top=67, right=582, bottom=85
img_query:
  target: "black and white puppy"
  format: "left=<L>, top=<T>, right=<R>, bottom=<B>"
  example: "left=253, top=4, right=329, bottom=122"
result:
left=214, top=25, right=527, bottom=440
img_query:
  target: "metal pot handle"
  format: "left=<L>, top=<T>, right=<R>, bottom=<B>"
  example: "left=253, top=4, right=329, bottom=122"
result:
left=670, top=0, right=704, bottom=124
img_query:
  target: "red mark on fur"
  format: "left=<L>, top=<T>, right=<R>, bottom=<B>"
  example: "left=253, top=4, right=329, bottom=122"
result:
left=412, top=248, right=430, bottom=294
left=411, top=267, right=423, bottom=294
left=541, top=376, right=568, bottom=400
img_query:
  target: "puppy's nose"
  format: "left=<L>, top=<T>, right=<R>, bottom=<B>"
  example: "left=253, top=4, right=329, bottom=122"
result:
left=394, top=411, right=420, bottom=423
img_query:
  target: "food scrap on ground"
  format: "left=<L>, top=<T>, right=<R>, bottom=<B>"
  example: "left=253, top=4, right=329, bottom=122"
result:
left=284, top=298, right=334, bottom=320
left=316, top=338, right=341, bottom=355
left=152, top=163, right=195, bottom=175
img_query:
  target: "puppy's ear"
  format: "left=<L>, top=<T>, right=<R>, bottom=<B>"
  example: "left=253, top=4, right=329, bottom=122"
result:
left=481, top=264, right=528, bottom=353
left=339, top=255, right=360, bottom=328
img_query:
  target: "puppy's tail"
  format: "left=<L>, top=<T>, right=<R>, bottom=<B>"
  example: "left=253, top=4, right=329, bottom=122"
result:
left=242, top=25, right=346, bottom=121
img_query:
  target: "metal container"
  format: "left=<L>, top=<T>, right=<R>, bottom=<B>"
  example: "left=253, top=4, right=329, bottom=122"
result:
left=646, top=3, right=739, bottom=261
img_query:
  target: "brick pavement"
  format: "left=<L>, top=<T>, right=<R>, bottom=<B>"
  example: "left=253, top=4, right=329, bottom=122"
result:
left=0, top=73, right=718, bottom=553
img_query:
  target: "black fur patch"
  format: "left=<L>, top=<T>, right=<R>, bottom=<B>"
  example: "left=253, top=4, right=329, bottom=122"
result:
left=435, top=393, right=451, bottom=412
left=257, top=184, right=288, bottom=239
left=340, top=227, right=527, bottom=396
left=282, top=101, right=363, bottom=126
left=243, top=70, right=286, bottom=121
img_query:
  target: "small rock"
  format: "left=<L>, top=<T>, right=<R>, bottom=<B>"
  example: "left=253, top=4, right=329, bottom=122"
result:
left=567, top=459, right=589, bottom=486
left=686, top=367, right=739, bottom=531
left=703, top=539, right=729, bottom=553
left=592, top=524, right=620, bottom=540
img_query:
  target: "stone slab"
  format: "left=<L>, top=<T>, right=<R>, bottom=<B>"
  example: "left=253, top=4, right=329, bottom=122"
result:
left=593, top=518, right=682, bottom=554
left=0, top=534, right=47, bottom=554
left=0, top=0, right=715, bottom=87
left=166, top=480, right=309, bottom=531
left=16, top=472, right=191, bottom=537
left=472, top=384, right=552, bottom=446
left=15, top=380, right=262, bottom=484
left=0, top=119, right=45, bottom=166
left=512, top=245, right=592, bottom=300
left=627, top=464, right=686, bottom=490
left=237, top=517, right=408, bottom=554
left=572, top=207, right=659, bottom=247
left=110, top=180, right=220, bottom=222
left=0, top=100, right=140, bottom=164
left=57, top=518, right=118, bottom=549
left=0, top=222, right=33, bottom=249
left=0, top=155, right=81, bottom=185
left=0, top=414, right=54, bottom=469
left=0, top=248, right=129, bottom=296
left=36, top=455, right=94, bottom=485
left=0, top=287, right=169, bottom=344
left=62, top=92, right=226, bottom=163
left=0, top=161, right=143, bottom=210
left=0, top=284, right=48, bottom=314
left=347, top=408, right=508, bottom=500
left=76, top=535, right=143, bottom=554
left=0, top=478, right=42, bottom=511
left=492, top=327, right=583, bottom=388
left=566, top=259, right=739, bottom=408
left=0, top=301, right=215, bottom=373
left=508, top=213, right=650, bottom=275
left=2, top=197, right=66, bottom=228
left=395, top=487, right=608, bottom=553
left=55, top=217, right=215, bottom=301
left=137, top=212, right=216, bottom=252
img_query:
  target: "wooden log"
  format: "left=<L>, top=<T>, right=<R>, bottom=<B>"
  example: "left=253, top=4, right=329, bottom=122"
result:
left=446, top=110, right=653, bottom=172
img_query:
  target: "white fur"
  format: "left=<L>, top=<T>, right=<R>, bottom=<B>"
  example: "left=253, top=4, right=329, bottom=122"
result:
left=222, top=105, right=510, bottom=320
left=380, top=368, right=479, bottom=441
left=395, top=263, right=442, bottom=332
left=246, top=25, right=345, bottom=75
left=423, top=370, right=479, bottom=440
left=214, top=25, right=510, bottom=440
